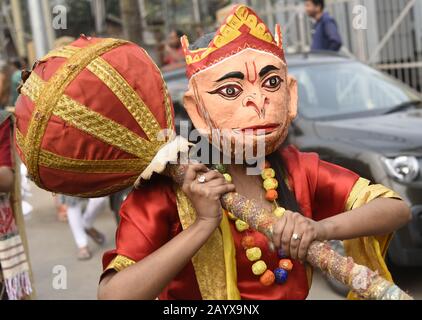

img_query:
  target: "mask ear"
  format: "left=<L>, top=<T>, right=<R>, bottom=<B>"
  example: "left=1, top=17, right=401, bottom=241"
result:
left=287, top=75, right=298, bottom=120
left=183, top=84, right=210, bottom=134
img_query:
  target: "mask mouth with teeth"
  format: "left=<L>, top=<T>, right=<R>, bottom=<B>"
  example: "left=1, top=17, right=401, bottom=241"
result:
left=182, top=5, right=298, bottom=160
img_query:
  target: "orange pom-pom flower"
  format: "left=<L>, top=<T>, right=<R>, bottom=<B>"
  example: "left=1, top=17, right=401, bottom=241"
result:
left=265, top=189, right=278, bottom=201
left=260, top=270, right=275, bottom=286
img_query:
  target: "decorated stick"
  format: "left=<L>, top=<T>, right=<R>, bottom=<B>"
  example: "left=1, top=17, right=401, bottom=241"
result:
left=166, top=164, right=413, bottom=300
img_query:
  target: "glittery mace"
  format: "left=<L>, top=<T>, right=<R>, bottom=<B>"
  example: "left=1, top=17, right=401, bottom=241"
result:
left=166, top=164, right=413, bottom=300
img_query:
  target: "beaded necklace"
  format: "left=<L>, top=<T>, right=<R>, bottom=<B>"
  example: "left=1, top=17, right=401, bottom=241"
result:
left=213, top=161, right=293, bottom=286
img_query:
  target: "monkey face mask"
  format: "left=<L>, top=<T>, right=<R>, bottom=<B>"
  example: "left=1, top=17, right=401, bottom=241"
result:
left=182, top=5, right=298, bottom=159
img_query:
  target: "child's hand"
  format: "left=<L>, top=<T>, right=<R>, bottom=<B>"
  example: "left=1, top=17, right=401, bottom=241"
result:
left=272, top=211, right=326, bottom=261
left=182, top=163, right=236, bottom=230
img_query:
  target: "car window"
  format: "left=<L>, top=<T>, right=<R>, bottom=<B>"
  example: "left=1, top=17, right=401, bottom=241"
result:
left=289, top=62, right=421, bottom=119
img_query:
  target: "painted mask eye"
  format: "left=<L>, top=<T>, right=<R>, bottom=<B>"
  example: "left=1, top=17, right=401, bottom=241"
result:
left=262, top=76, right=282, bottom=91
left=209, top=84, right=243, bottom=99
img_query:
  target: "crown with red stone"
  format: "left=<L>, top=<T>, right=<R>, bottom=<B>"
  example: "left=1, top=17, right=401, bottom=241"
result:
left=181, top=5, right=285, bottom=79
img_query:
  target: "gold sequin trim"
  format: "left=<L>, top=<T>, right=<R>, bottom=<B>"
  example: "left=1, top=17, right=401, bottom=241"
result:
left=21, top=72, right=160, bottom=159
left=24, top=38, right=128, bottom=186
left=40, top=150, right=147, bottom=173
left=39, top=45, right=79, bottom=61
left=15, top=128, right=27, bottom=153
left=105, top=254, right=136, bottom=272
left=139, top=47, right=174, bottom=131
left=31, top=45, right=171, bottom=141
left=175, top=187, right=228, bottom=300
left=15, top=126, right=26, bottom=159
left=16, top=129, right=146, bottom=174
left=86, top=57, right=162, bottom=141
left=73, top=176, right=137, bottom=198
left=20, top=72, right=43, bottom=102
left=53, top=95, right=160, bottom=159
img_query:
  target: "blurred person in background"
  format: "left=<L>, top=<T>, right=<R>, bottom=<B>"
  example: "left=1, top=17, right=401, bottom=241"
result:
left=9, top=58, right=28, bottom=107
left=0, top=60, right=10, bottom=110
left=61, top=196, right=107, bottom=260
left=0, top=110, right=32, bottom=299
left=305, top=0, right=342, bottom=52
left=162, top=29, right=186, bottom=71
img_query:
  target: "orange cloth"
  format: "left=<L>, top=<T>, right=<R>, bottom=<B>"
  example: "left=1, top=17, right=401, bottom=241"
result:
left=102, top=145, right=360, bottom=299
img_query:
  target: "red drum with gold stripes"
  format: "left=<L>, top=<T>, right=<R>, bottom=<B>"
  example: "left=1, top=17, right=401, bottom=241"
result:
left=14, top=36, right=174, bottom=197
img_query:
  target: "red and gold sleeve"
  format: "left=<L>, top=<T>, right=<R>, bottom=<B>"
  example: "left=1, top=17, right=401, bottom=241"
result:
left=102, top=178, right=180, bottom=274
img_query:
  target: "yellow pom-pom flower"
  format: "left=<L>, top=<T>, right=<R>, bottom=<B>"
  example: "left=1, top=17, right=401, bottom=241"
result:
left=252, top=260, right=267, bottom=275
left=235, top=219, right=249, bottom=232
left=263, top=178, right=278, bottom=191
left=246, top=247, right=262, bottom=261
left=273, top=207, right=286, bottom=218
left=223, top=173, right=232, bottom=183
left=261, top=168, right=275, bottom=180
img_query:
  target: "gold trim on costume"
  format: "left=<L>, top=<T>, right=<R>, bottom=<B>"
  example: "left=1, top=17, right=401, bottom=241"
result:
left=23, top=38, right=128, bottom=187
left=17, top=126, right=147, bottom=174
left=53, top=94, right=160, bottom=159
left=39, top=45, right=79, bottom=61
left=219, top=213, right=241, bottom=300
left=139, top=47, right=174, bottom=131
left=105, top=254, right=136, bottom=272
left=183, top=5, right=275, bottom=65
left=15, top=127, right=26, bottom=156
left=38, top=45, right=172, bottom=139
left=175, top=187, right=239, bottom=300
left=73, top=176, right=137, bottom=198
left=40, top=45, right=171, bottom=140
left=39, top=150, right=147, bottom=174
left=86, top=57, right=161, bottom=141
left=19, top=73, right=41, bottom=99
left=21, top=73, right=160, bottom=159
left=17, top=129, right=140, bottom=196
left=19, top=73, right=43, bottom=103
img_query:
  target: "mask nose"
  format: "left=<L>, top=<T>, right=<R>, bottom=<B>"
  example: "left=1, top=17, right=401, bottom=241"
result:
left=242, top=92, right=267, bottom=118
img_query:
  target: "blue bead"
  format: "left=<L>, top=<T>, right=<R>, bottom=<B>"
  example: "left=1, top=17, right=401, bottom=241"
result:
left=278, top=248, right=288, bottom=259
left=274, top=268, right=288, bottom=284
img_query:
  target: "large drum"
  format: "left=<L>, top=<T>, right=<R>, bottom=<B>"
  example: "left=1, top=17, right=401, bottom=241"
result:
left=15, top=36, right=174, bottom=197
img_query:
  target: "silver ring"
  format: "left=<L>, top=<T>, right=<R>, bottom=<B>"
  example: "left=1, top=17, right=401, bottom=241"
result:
left=197, top=175, right=206, bottom=183
left=292, top=233, right=301, bottom=241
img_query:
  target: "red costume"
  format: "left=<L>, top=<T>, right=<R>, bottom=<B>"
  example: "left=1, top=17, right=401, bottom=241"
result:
left=102, top=5, right=398, bottom=300
left=103, top=146, right=362, bottom=299
left=13, top=4, right=401, bottom=300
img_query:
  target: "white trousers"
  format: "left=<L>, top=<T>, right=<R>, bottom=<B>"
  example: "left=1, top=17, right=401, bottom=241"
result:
left=67, top=197, right=108, bottom=248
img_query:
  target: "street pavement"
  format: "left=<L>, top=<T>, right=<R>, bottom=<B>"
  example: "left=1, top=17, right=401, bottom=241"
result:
left=23, top=182, right=421, bottom=300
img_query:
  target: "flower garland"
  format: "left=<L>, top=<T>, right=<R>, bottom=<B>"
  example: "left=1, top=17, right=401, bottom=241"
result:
left=213, top=161, right=293, bottom=286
